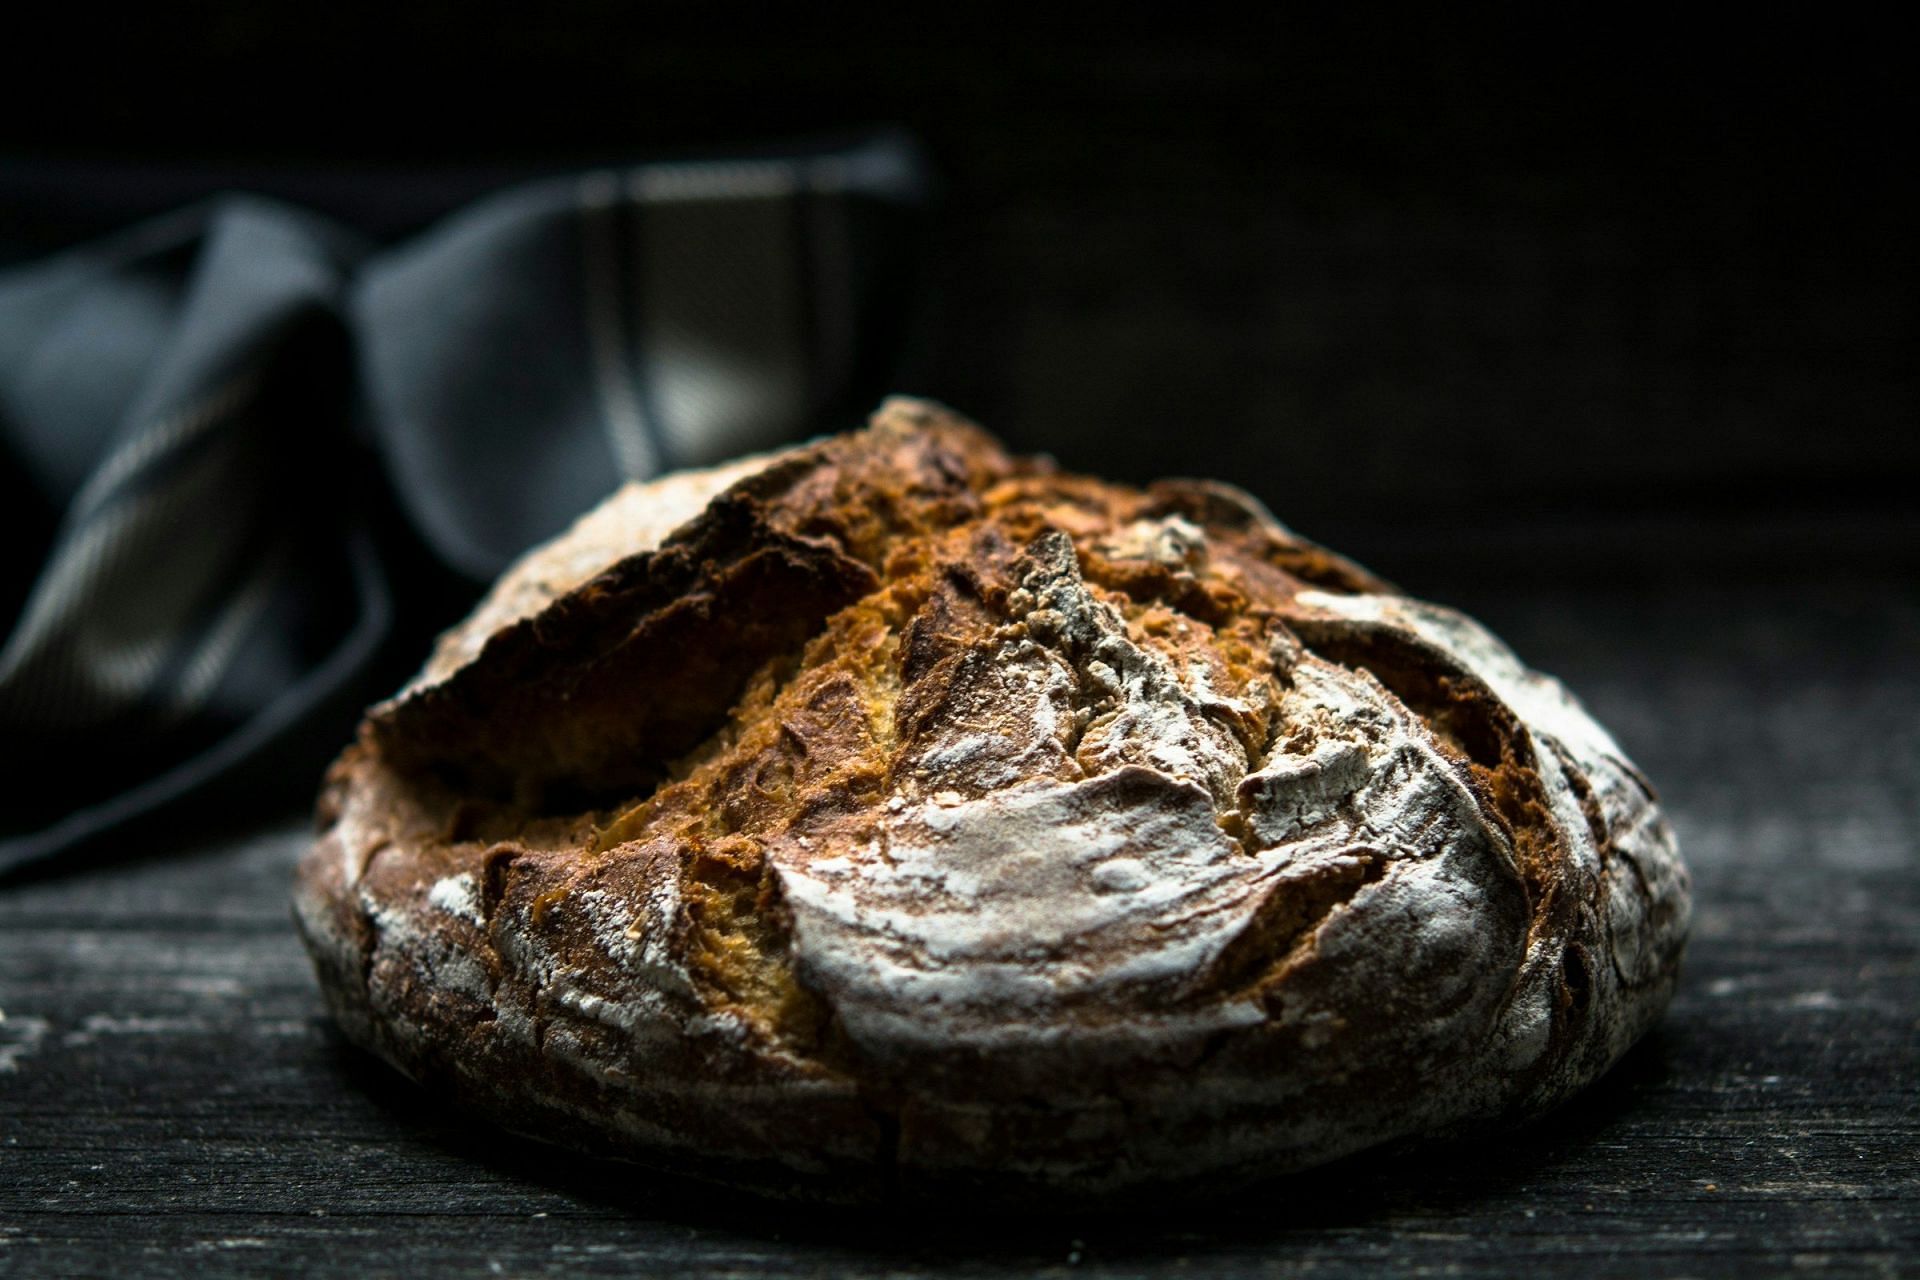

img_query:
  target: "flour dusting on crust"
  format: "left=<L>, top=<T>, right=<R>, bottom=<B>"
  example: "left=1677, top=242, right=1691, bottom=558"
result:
left=294, top=398, right=1689, bottom=1202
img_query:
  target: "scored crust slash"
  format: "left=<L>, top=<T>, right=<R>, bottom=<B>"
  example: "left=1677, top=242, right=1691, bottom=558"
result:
left=293, top=397, right=1690, bottom=1203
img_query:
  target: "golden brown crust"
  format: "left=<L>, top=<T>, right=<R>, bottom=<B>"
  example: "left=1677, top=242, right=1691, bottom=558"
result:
left=294, top=397, right=1690, bottom=1202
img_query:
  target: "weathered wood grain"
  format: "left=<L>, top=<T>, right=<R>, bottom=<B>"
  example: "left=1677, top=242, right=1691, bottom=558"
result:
left=3, top=526, right=1915, bottom=1278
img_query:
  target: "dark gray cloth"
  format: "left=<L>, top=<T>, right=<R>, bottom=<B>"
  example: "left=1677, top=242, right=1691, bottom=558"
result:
left=0, top=135, right=929, bottom=876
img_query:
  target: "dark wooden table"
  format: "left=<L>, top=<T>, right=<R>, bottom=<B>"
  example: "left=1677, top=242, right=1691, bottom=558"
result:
left=4, top=512, right=1916, bottom=1278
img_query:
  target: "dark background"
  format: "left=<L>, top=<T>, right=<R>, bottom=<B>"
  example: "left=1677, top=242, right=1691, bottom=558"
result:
left=3, top=8, right=1911, bottom=558
left=2, top=10, right=1914, bottom=1277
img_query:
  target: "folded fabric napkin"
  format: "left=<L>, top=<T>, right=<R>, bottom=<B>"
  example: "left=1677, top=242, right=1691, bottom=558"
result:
left=0, top=134, right=929, bottom=876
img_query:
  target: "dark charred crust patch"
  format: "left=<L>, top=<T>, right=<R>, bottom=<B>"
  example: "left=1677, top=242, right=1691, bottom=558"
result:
left=369, top=498, right=879, bottom=809
left=1561, top=942, right=1592, bottom=1016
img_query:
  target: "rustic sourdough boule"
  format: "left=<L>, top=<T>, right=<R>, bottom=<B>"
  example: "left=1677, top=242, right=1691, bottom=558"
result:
left=294, top=398, right=1690, bottom=1202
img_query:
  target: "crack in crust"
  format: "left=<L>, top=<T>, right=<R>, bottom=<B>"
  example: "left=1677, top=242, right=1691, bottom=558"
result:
left=293, top=397, right=1690, bottom=1203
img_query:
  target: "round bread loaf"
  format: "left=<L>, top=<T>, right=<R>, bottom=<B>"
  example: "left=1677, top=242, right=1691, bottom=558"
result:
left=294, top=398, right=1690, bottom=1202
